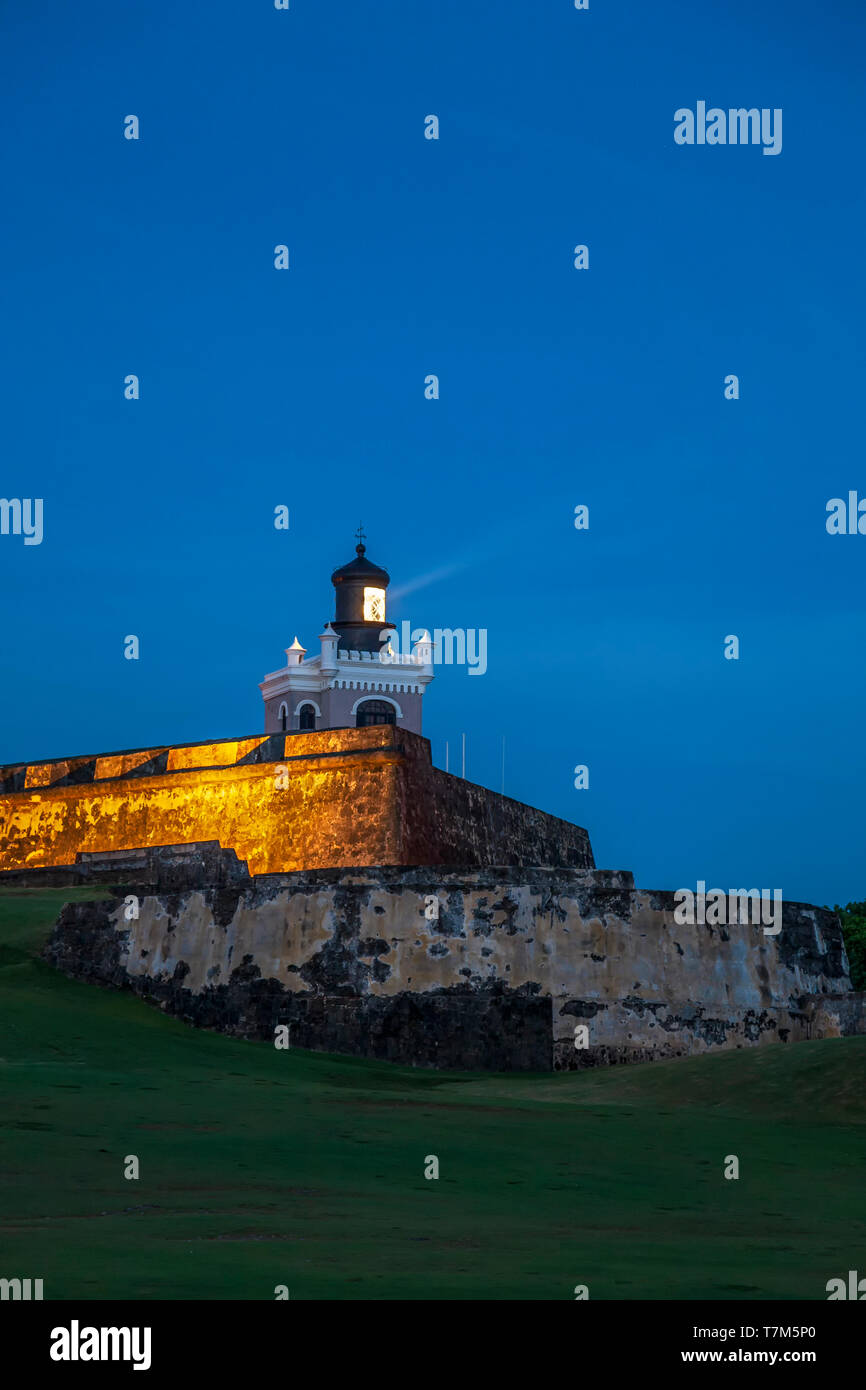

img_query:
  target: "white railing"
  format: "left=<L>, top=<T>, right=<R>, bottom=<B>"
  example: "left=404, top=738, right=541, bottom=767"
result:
left=337, top=650, right=422, bottom=665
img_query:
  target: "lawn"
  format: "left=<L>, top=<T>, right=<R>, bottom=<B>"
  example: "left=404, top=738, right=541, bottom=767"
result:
left=1, top=887, right=864, bottom=1300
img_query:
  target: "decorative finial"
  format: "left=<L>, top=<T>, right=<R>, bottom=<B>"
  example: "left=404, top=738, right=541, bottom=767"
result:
left=355, top=521, right=366, bottom=555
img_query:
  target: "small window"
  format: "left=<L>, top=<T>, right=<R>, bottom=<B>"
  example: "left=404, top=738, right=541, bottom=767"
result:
left=297, top=704, right=316, bottom=731
left=279, top=703, right=288, bottom=732
left=356, top=699, right=396, bottom=728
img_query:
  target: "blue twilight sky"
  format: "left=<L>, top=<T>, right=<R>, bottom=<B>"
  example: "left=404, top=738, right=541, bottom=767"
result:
left=1, top=1, right=864, bottom=906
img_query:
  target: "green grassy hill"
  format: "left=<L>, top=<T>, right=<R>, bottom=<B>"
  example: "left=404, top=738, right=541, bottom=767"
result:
left=1, top=886, right=864, bottom=1300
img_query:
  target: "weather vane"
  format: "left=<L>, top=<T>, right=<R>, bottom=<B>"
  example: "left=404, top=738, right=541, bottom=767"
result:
left=355, top=522, right=366, bottom=549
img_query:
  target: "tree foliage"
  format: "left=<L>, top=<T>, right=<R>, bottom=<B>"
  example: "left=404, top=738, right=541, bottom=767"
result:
left=832, top=901, right=866, bottom=991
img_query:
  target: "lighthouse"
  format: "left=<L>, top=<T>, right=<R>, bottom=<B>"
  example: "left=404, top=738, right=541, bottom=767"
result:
left=259, top=531, right=434, bottom=735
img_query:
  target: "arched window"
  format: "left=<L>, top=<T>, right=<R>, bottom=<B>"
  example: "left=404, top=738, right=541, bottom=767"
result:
left=279, top=702, right=289, bottom=732
left=297, top=703, right=317, bottom=731
left=356, top=699, right=396, bottom=728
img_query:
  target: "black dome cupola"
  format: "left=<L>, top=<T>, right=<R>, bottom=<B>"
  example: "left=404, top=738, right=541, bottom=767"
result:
left=330, top=527, right=391, bottom=652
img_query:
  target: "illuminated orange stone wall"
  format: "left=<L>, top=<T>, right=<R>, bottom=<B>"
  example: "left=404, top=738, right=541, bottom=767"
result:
left=0, top=727, right=405, bottom=876
left=0, top=725, right=593, bottom=877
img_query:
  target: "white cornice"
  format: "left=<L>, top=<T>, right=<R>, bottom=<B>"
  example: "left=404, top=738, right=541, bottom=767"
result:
left=329, top=678, right=424, bottom=695
left=260, top=675, right=327, bottom=698
left=261, top=651, right=433, bottom=701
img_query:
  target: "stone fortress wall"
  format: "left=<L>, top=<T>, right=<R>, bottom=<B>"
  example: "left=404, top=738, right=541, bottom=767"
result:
left=0, top=727, right=593, bottom=878
left=3, top=727, right=862, bottom=1072
left=35, top=846, right=865, bottom=1072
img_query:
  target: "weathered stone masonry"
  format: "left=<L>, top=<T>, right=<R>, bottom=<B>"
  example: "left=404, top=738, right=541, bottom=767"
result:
left=39, top=848, right=865, bottom=1071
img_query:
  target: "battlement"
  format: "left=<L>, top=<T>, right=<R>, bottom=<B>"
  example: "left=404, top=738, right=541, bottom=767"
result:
left=0, top=730, right=361, bottom=793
